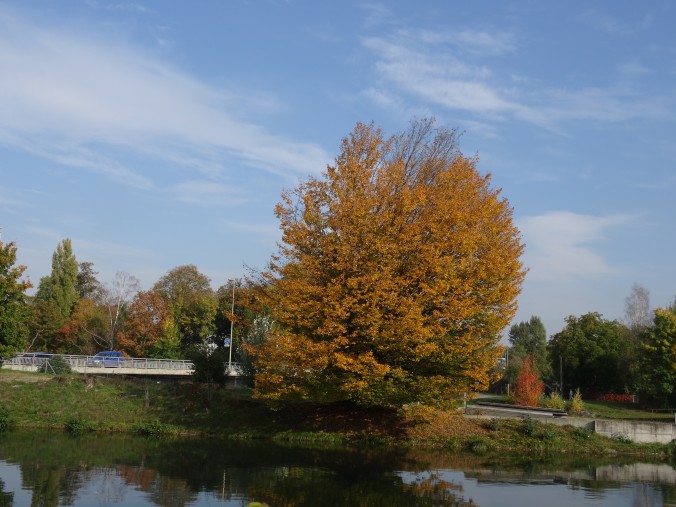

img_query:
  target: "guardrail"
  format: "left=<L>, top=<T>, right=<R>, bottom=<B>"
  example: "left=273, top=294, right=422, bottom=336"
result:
left=3, top=354, right=244, bottom=376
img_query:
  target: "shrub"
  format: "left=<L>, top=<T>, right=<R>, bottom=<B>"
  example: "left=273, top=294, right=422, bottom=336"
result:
left=134, top=420, right=171, bottom=436
left=541, top=392, right=566, bottom=411
left=540, top=424, right=557, bottom=441
left=568, top=389, right=585, bottom=416
left=467, top=437, right=490, bottom=454
left=0, top=406, right=9, bottom=432
left=38, top=355, right=72, bottom=375
left=520, top=415, right=539, bottom=436
left=485, top=417, right=501, bottom=431
left=597, top=393, right=635, bottom=403
left=514, top=357, right=544, bottom=407
left=65, top=417, right=91, bottom=434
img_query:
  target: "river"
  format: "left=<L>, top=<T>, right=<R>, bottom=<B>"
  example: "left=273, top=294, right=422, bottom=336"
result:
left=0, top=430, right=674, bottom=506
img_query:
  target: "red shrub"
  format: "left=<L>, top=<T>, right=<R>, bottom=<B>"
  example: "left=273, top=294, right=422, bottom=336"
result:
left=514, top=356, right=544, bottom=407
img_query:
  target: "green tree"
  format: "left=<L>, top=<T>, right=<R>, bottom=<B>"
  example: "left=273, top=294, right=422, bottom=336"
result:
left=0, top=241, right=32, bottom=359
left=26, top=298, right=62, bottom=352
left=506, top=316, right=551, bottom=385
left=249, top=119, right=525, bottom=407
left=39, top=239, right=79, bottom=324
left=548, top=312, right=632, bottom=395
left=75, top=261, right=103, bottom=300
left=153, top=265, right=217, bottom=351
left=637, top=306, right=676, bottom=407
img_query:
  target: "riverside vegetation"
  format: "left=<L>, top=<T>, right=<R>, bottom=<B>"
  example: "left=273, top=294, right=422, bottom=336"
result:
left=1, top=370, right=674, bottom=461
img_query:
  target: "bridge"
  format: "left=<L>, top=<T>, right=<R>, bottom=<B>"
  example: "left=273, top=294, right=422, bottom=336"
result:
left=2, top=354, right=244, bottom=377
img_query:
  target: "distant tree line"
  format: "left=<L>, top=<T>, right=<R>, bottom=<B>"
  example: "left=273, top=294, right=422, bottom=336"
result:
left=504, top=285, right=676, bottom=408
left=0, top=238, right=261, bottom=373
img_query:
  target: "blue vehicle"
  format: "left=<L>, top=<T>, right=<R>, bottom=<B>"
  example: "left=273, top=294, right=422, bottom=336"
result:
left=88, top=351, right=125, bottom=368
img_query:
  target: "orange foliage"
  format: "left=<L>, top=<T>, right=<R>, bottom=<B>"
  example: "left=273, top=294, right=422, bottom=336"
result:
left=117, top=289, right=171, bottom=357
left=251, top=120, right=525, bottom=406
left=514, top=356, right=544, bottom=407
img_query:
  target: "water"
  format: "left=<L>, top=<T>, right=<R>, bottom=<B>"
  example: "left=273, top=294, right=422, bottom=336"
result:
left=0, top=430, right=674, bottom=506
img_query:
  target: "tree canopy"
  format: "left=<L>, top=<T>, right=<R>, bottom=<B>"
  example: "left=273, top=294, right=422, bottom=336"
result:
left=153, top=265, right=217, bottom=350
left=547, top=312, right=632, bottom=395
left=506, top=316, right=551, bottom=384
left=249, top=119, right=525, bottom=406
left=637, top=306, right=676, bottom=406
left=0, top=241, right=32, bottom=358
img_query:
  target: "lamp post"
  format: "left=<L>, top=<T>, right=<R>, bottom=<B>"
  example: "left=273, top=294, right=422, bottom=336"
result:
left=227, top=278, right=236, bottom=374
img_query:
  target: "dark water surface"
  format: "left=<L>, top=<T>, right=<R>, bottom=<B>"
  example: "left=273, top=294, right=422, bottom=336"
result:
left=0, top=430, right=674, bottom=506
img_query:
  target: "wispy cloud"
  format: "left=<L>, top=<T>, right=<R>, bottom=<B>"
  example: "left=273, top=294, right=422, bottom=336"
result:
left=169, top=180, right=245, bottom=207
left=0, top=7, right=329, bottom=193
left=518, top=211, right=634, bottom=282
left=362, top=29, right=672, bottom=128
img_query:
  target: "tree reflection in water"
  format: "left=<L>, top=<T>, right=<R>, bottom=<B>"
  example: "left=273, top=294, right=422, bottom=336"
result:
left=0, top=430, right=673, bottom=507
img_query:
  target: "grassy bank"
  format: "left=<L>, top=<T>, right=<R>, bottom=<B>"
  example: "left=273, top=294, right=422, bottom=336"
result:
left=1, top=370, right=674, bottom=459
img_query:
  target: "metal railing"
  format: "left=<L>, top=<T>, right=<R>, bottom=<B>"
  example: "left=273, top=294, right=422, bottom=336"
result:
left=3, top=354, right=244, bottom=375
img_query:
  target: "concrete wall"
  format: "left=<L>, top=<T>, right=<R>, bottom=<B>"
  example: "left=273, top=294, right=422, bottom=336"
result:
left=594, top=419, right=676, bottom=444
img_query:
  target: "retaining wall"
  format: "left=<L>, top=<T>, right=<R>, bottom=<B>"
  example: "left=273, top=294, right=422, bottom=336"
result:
left=594, top=419, right=676, bottom=444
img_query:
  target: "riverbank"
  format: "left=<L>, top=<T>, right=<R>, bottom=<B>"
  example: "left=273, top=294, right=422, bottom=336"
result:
left=1, top=370, right=674, bottom=459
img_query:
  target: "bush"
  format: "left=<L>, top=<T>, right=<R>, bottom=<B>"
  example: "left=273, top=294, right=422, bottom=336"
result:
left=0, top=406, right=9, bottom=432
left=134, top=420, right=171, bottom=436
left=541, top=392, right=566, bottom=411
left=514, top=357, right=544, bottom=407
left=467, top=437, right=491, bottom=454
left=597, top=393, right=635, bottom=403
left=65, top=417, right=91, bottom=434
left=485, top=417, right=501, bottom=431
left=520, top=415, right=539, bottom=436
left=568, top=389, right=585, bottom=416
left=38, top=355, right=72, bottom=375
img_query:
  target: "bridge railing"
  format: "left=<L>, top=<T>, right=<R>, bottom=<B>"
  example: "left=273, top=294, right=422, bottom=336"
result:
left=4, top=354, right=243, bottom=374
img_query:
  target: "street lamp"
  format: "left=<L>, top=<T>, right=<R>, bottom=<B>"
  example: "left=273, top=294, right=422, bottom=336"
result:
left=227, top=278, right=237, bottom=374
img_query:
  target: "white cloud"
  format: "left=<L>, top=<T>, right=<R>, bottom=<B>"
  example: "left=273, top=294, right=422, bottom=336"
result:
left=362, top=30, right=672, bottom=128
left=518, top=211, right=634, bottom=282
left=0, top=7, right=329, bottom=189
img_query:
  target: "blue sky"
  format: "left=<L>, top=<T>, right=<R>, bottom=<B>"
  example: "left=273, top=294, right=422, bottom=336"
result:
left=1, top=1, right=674, bottom=338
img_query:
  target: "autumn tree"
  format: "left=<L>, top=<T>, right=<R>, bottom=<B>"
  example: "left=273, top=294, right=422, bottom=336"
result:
left=117, top=289, right=174, bottom=357
left=0, top=241, right=32, bottom=358
left=513, top=356, right=544, bottom=407
left=249, top=119, right=525, bottom=407
left=505, top=316, right=551, bottom=385
left=153, top=265, right=217, bottom=351
left=52, top=298, right=106, bottom=354
left=637, top=306, right=676, bottom=407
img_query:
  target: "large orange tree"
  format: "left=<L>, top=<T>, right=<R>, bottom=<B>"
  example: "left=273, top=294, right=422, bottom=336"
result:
left=250, top=119, right=525, bottom=406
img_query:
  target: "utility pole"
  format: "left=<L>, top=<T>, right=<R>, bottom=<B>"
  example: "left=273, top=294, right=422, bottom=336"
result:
left=227, top=279, right=236, bottom=374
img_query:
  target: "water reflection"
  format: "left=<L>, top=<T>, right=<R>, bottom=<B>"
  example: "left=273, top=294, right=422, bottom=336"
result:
left=0, top=430, right=673, bottom=506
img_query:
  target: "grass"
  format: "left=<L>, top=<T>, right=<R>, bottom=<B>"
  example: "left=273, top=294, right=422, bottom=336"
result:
left=583, top=400, right=675, bottom=422
left=0, top=370, right=673, bottom=458
left=470, top=394, right=675, bottom=423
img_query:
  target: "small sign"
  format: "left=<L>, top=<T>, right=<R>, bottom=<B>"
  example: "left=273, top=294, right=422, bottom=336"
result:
left=224, top=338, right=230, bottom=346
